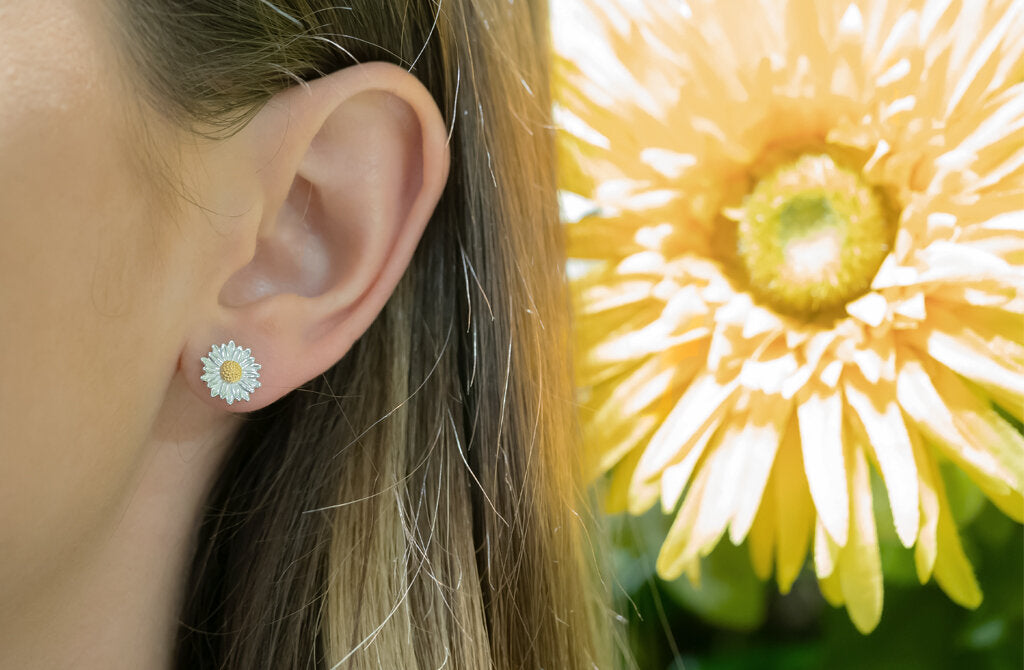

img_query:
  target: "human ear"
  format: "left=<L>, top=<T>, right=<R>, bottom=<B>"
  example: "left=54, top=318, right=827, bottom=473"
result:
left=181, top=62, right=450, bottom=410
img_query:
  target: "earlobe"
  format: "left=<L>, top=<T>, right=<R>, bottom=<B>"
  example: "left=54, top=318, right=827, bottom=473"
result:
left=182, top=62, right=450, bottom=411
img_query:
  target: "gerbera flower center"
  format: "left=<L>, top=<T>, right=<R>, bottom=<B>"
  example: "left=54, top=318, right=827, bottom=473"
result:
left=219, top=360, right=243, bottom=383
left=735, top=153, right=893, bottom=317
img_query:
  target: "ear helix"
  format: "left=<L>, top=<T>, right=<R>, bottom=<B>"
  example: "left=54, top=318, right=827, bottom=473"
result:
left=199, top=340, right=262, bottom=405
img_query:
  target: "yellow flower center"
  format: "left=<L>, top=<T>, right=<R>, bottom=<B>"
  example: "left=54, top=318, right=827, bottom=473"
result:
left=219, top=360, right=243, bottom=384
left=735, top=153, right=894, bottom=317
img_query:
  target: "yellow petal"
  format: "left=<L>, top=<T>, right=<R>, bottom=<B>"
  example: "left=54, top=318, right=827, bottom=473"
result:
left=626, top=473, right=662, bottom=517
left=839, top=446, right=884, bottom=634
left=575, top=277, right=655, bottom=316
left=566, top=215, right=642, bottom=260
left=930, top=302, right=1024, bottom=359
left=798, top=387, right=850, bottom=546
left=942, top=1, right=1023, bottom=120
left=657, top=465, right=711, bottom=581
left=818, top=567, right=845, bottom=608
left=686, top=420, right=747, bottom=555
left=910, top=425, right=940, bottom=583
left=659, top=418, right=720, bottom=514
left=603, top=447, right=657, bottom=515
left=747, top=486, right=776, bottom=582
left=591, top=310, right=711, bottom=364
left=728, top=394, right=792, bottom=544
left=586, top=413, right=657, bottom=482
left=813, top=517, right=839, bottom=579
left=588, top=350, right=698, bottom=475
left=844, top=375, right=920, bottom=548
left=918, top=321, right=1024, bottom=412
left=897, top=356, right=1024, bottom=520
left=773, top=420, right=815, bottom=594
left=930, top=367, right=1024, bottom=484
left=633, top=372, right=739, bottom=485
left=928, top=454, right=984, bottom=609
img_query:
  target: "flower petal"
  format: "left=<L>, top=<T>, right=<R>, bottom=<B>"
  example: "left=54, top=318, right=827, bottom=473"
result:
left=747, top=488, right=776, bottom=582
left=659, top=417, right=720, bottom=514
left=798, top=388, right=849, bottom=546
left=838, top=446, right=883, bottom=634
left=818, top=567, right=844, bottom=608
left=728, top=394, right=792, bottom=544
left=633, top=372, right=739, bottom=485
left=897, top=356, right=1024, bottom=521
left=926, top=453, right=983, bottom=609
left=684, top=429, right=741, bottom=547
left=589, top=413, right=659, bottom=482
left=813, top=517, right=839, bottom=579
left=657, top=465, right=711, bottom=581
left=917, top=320, right=1024, bottom=411
left=909, top=424, right=940, bottom=583
left=844, top=375, right=920, bottom=548
left=604, top=447, right=655, bottom=515
left=773, top=420, right=814, bottom=594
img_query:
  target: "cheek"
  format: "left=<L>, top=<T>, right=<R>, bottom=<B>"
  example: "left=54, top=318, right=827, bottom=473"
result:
left=0, top=4, right=190, bottom=605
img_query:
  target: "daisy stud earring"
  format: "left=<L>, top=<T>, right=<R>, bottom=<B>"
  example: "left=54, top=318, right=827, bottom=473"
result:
left=200, top=340, right=262, bottom=405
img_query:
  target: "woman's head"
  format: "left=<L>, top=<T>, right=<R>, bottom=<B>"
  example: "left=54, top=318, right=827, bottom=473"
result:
left=1, top=1, right=620, bottom=668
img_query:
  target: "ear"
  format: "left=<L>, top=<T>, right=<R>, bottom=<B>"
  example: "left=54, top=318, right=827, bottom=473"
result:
left=182, top=62, right=450, bottom=410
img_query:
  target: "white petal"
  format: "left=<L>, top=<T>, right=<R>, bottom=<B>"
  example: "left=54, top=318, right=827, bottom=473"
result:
left=845, top=378, right=920, bottom=548
left=728, top=395, right=791, bottom=544
left=689, top=424, right=747, bottom=550
left=798, top=389, right=849, bottom=546
left=846, top=292, right=888, bottom=327
left=921, top=327, right=1024, bottom=409
left=634, top=372, right=739, bottom=484
left=814, top=517, right=839, bottom=578
left=897, top=357, right=1012, bottom=489
left=659, top=418, right=721, bottom=513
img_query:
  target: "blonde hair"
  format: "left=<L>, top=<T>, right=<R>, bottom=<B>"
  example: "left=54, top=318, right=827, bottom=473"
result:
left=110, top=1, right=625, bottom=667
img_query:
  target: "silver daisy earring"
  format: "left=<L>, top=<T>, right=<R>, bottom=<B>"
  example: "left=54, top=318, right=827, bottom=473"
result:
left=200, top=340, right=262, bottom=405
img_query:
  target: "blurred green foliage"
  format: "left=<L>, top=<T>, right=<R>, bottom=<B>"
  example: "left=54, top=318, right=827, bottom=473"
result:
left=608, top=469, right=1023, bottom=670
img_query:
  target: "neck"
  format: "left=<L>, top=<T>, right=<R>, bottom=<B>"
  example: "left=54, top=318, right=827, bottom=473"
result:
left=0, top=377, right=239, bottom=670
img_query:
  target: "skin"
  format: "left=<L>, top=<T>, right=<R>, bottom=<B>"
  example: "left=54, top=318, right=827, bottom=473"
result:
left=0, top=1, right=449, bottom=667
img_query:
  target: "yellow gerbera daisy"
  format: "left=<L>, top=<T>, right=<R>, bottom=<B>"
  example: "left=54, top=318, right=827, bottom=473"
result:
left=555, top=0, right=1024, bottom=633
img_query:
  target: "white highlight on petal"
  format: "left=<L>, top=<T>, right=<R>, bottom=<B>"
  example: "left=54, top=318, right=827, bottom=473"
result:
left=845, top=379, right=920, bottom=548
left=640, top=147, right=698, bottom=179
left=838, top=4, right=863, bottom=39
left=846, top=292, right=888, bottom=327
left=798, top=389, right=849, bottom=546
left=728, top=395, right=790, bottom=544
left=875, top=59, right=911, bottom=87
left=638, top=373, right=739, bottom=488
left=814, top=517, right=839, bottom=579
left=553, top=103, right=611, bottom=149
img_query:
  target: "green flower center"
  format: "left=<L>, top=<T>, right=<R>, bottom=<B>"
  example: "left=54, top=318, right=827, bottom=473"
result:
left=735, top=153, right=894, bottom=317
